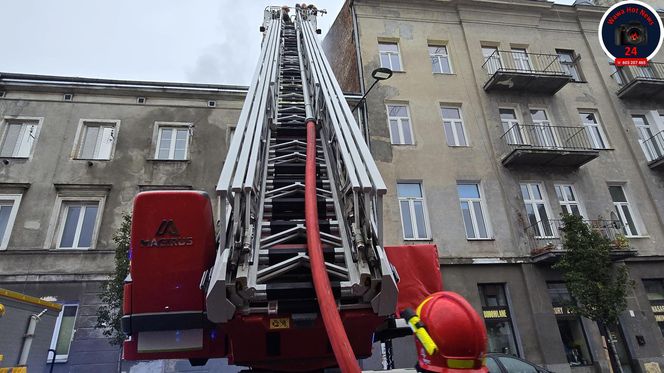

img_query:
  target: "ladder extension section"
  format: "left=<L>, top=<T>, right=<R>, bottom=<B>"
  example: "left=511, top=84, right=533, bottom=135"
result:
left=206, top=5, right=397, bottom=332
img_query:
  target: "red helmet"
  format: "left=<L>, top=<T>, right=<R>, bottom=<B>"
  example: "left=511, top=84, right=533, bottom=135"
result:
left=413, top=291, right=488, bottom=373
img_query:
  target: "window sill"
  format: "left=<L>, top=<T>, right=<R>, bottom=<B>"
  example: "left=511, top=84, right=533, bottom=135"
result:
left=447, top=145, right=471, bottom=148
left=467, top=238, right=495, bottom=241
left=146, top=158, right=191, bottom=163
left=390, top=70, right=406, bottom=74
left=391, top=143, right=416, bottom=146
left=433, top=72, right=455, bottom=76
left=73, top=158, right=111, bottom=161
left=625, top=235, right=649, bottom=239
left=403, top=238, right=433, bottom=242
left=0, top=156, right=29, bottom=160
left=52, top=248, right=91, bottom=251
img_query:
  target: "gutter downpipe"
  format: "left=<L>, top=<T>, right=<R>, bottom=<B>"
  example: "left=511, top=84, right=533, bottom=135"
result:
left=350, top=0, right=371, bottom=144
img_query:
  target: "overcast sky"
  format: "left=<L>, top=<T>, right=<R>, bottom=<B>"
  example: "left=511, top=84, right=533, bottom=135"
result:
left=2, top=0, right=574, bottom=86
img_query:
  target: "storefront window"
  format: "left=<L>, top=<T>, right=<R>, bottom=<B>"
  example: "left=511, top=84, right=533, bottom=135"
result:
left=547, top=283, right=593, bottom=366
left=643, top=279, right=664, bottom=337
left=478, top=284, right=519, bottom=355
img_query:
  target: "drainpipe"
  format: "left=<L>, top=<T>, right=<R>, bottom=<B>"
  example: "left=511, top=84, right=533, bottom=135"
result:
left=350, top=0, right=371, bottom=143
left=18, top=308, right=48, bottom=366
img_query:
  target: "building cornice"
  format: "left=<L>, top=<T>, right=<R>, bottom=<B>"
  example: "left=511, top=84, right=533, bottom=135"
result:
left=0, top=72, right=248, bottom=100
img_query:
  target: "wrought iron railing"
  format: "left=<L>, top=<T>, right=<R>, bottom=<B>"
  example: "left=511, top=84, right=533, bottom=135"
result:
left=612, top=62, right=664, bottom=85
left=481, top=50, right=571, bottom=76
left=642, top=130, right=664, bottom=163
left=526, top=219, right=626, bottom=256
left=499, top=123, right=595, bottom=154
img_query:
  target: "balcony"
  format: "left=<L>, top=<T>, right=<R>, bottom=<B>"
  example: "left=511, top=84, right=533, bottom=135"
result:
left=526, top=219, right=637, bottom=264
left=499, top=124, right=599, bottom=167
left=641, top=131, right=664, bottom=170
left=615, top=62, right=664, bottom=101
left=482, top=50, right=573, bottom=94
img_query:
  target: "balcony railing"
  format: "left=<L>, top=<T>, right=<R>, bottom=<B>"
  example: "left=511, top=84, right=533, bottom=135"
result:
left=642, top=130, right=664, bottom=169
left=526, top=219, right=636, bottom=263
left=614, top=62, right=664, bottom=100
left=499, top=123, right=599, bottom=167
left=482, top=50, right=573, bottom=94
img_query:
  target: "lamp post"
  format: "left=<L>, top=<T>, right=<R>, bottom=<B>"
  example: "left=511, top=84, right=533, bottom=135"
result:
left=351, top=67, right=393, bottom=113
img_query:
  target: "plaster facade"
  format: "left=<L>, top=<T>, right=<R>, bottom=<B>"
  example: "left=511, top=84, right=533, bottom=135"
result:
left=324, top=0, right=664, bottom=372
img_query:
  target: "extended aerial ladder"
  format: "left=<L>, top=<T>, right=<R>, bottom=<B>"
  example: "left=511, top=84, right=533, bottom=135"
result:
left=121, top=6, right=486, bottom=372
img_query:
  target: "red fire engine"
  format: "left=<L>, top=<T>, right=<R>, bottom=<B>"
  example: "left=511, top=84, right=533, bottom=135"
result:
left=121, top=6, right=487, bottom=372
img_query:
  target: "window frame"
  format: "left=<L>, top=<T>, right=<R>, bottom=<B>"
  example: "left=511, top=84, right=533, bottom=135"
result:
left=153, top=122, right=192, bottom=161
left=378, top=41, right=403, bottom=72
left=499, top=107, right=526, bottom=145
left=578, top=111, right=609, bottom=150
left=397, top=181, right=431, bottom=241
left=556, top=49, right=582, bottom=81
left=441, top=106, right=469, bottom=147
left=511, top=47, right=532, bottom=72
left=72, top=119, right=121, bottom=160
left=49, top=303, right=79, bottom=363
left=457, top=182, right=492, bottom=240
left=46, top=195, right=106, bottom=250
left=608, top=184, right=641, bottom=237
left=554, top=184, right=586, bottom=218
left=0, top=194, right=22, bottom=250
left=429, top=44, right=453, bottom=74
left=386, top=104, right=414, bottom=145
left=0, top=116, right=44, bottom=159
left=521, top=182, right=556, bottom=238
left=482, top=46, right=503, bottom=74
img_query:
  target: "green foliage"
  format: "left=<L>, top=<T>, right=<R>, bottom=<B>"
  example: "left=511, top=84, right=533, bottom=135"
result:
left=553, top=214, right=633, bottom=325
left=96, top=213, right=131, bottom=345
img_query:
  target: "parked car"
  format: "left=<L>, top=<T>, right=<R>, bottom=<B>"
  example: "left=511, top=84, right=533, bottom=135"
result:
left=486, top=353, right=552, bottom=373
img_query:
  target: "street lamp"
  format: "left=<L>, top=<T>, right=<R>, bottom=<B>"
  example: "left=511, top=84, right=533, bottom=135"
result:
left=351, top=67, right=393, bottom=112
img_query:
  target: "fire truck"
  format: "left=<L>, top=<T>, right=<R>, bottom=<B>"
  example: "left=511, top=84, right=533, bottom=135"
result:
left=121, top=6, right=487, bottom=372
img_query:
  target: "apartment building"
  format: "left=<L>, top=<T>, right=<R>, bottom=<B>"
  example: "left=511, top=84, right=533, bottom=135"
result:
left=0, top=73, right=246, bottom=372
left=324, top=0, right=664, bottom=372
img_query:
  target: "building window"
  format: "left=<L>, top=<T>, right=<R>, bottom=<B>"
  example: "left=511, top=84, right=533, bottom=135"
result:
left=56, top=201, right=100, bottom=249
left=0, top=194, right=21, bottom=250
left=478, top=284, right=519, bottom=355
left=511, top=48, right=531, bottom=72
left=631, top=114, right=663, bottom=161
left=609, top=59, right=624, bottom=85
left=397, top=182, right=430, bottom=240
left=557, top=50, right=581, bottom=81
left=457, top=183, right=490, bottom=239
left=0, top=119, right=41, bottom=158
left=608, top=185, right=639, bottom=237
left=49, top=304, right=79, bottom=362
left=555, top=184, right=583, bottom=217
left=547, top=283, right=593, bottom=366
left=521, top=183, right=554, bottom=238
left=642, top=279, right=664, bottom=337
left=75, top=121, right=118, bottom=160
left=387, top=105, right=413, bottom=145
left=441, top=107, right=468, bottom=146
left=379, top=42, right=402, bottom=71
left=579, top=112, right=609, bottom=149
left=500, top=108, right=526, bottom=145
left=429, top=45, right=452, bottom=74
left=155, top=125, right=190, bottom=160
left=482, top=46, right=501, bottom=74
left=529, top=109, right=557, bottom=148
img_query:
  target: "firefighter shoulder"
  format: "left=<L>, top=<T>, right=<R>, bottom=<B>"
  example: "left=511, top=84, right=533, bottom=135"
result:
left=402, top=291, right=488, bottom=373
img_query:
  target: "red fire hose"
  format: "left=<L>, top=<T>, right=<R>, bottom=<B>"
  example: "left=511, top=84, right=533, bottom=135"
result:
left=305, top=120, right=360, bottom=373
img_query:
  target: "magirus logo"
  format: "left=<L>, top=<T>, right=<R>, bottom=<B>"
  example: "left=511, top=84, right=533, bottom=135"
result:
left=140, top=219, right=193, bottom=247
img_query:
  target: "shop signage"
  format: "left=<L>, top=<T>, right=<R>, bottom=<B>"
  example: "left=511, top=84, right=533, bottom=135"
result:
left=482, top=307, right=510, bottom=320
